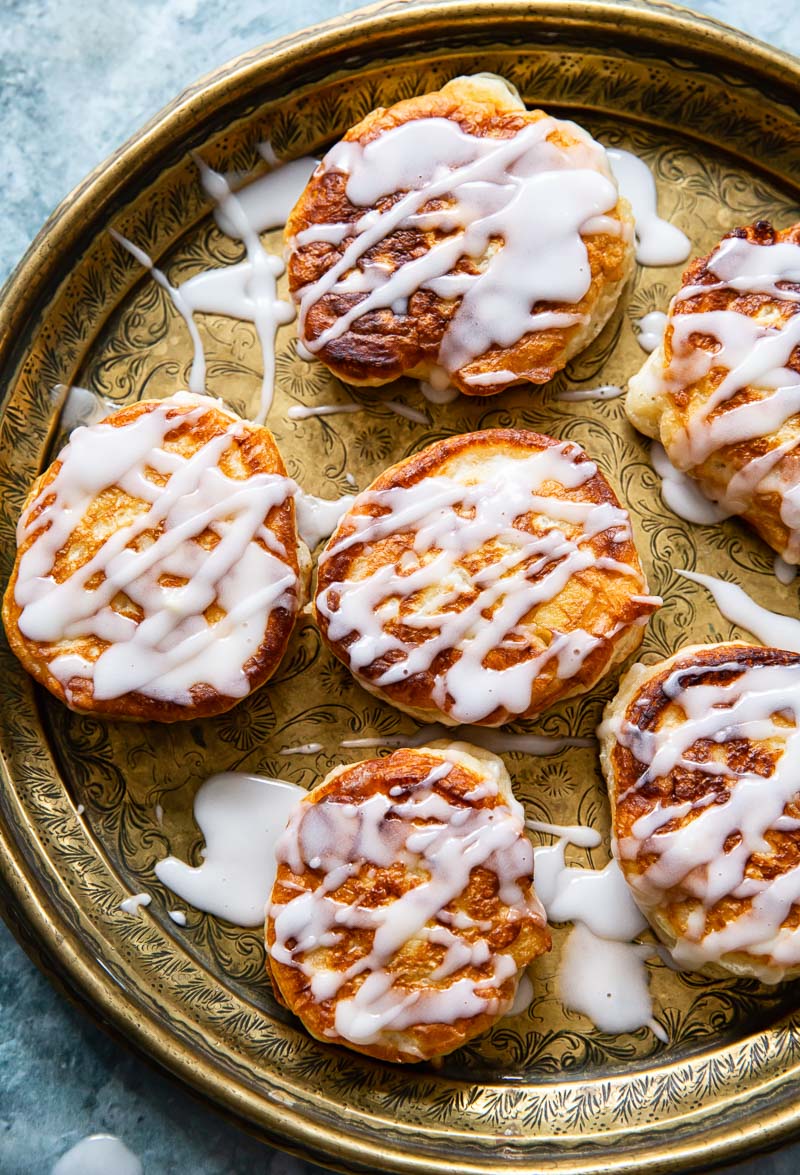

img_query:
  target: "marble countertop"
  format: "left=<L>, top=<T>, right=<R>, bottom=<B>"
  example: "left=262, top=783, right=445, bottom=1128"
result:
left=2, top=1, right=800, bottom=1171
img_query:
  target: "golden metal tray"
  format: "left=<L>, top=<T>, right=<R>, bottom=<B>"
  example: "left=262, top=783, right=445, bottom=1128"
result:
left=2, top=1, right=800, bottom=1170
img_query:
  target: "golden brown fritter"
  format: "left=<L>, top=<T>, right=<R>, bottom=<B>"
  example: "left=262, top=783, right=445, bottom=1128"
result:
left=286, top=75, right=634, bottom=395
left=627, top=221, right=800, bottom=561
left=600, top=642, right=800, bottom=982
left=266, top=743, right=550, bottom=1063
left=3, top=393, right=306, bottom=721
left=314, top=429, right=658, bottom=727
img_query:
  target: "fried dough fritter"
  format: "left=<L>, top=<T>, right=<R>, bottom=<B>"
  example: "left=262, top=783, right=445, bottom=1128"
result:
left=600, top=642, right=800, bottom=982
left=627, top=221, right=800, bottom=562
left=286, top=74, right=634, bottom=396
left=314, top=428, right=658, bottom=727
left=3, top=391, right=306, bottom=721
left=266, top=743, right=550, bottom=1062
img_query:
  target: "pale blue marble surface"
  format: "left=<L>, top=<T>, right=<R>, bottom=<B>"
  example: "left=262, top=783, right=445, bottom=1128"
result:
left=2, top=0, right=800, bottom=1171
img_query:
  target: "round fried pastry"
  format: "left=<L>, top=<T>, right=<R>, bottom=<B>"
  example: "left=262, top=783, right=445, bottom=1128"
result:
left=314, top=428, right=659, bottom=727
left=3, top=391, right=306, bottom=721
left=627, top=221, right=800, bottom=562
left=286, top=73, right=634, bottom=396
left=600, top=642, right=800, bottom=982
left=266, top=742, right=550, bottom=1063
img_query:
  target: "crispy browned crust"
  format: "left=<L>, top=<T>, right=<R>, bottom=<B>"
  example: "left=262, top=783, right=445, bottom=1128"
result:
left=2, top=396, right=301, bottom=722
left=266, top=747, right=551, bottom=1063
left=629, top=221, right=800, bottom=560
left=600, top=642, right=800, bottom=980
left=314, top=429, right=657, bottom=727
left=285, top=76, right=633, bottom=395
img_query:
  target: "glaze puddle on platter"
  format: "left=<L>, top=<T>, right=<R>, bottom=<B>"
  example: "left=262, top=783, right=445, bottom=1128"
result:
left=528, top=820, right=665, bottom=1039
left=155, top=773, right=305, bottom=926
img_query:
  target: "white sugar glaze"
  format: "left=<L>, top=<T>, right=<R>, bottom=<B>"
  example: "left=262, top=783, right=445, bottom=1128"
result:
left=14, top=392, right=297, bottom=705
left=635, top=310, right=668, bottom=353
left=52, top=1135, right=143, bottom=1175
left=419, top=368, right=460, bottom=404
left=681, top=569, right=800, bottom=652
left=56, top=383, right=118, bottom=432
left=280, top=742, right=324, bottom=755
left=287, top=403, right=363, bottom=420
left=214, top=155, right=316, bottom=237
left=505, top=969, right=533, bottom=1017
left=119, top=892, right=151, bottom=916
left=633, top=236, right=800, bottom=561
left=341, top=723, right=594, bottom=755
left=651, top=442, right=731, bottom=525
left=605, top=149, right=690, bottom=267
left=288, top=397, right=427, bottom=425
left=556, top=384, right=623, bottom=403
left=168, top=909, right=188, bottom=926
left=269, top=744, right=538, bottom=1045
left=559, top=924, right=662, bottom=1038
left=601, top=646, right=800, bottom=976
left=775, top=555, right=798, bottom=584
left=293, top=102, right=624, bottom=379
left=113, top=153, right=314, bottom=424
left=155, top=772, right=305, bottom=926
left=527, top=821, right=663, bottom=1037
left=317, top=441, right=655, bottom=725
left=294, top=489, right=354, bottom=549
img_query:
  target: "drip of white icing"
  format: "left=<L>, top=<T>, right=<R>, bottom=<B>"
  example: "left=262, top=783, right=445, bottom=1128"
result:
left=111, top=231, right=208, bottom=394
left=294, top=490, right=353, bottom=549
left=280, top=743, right=324, bottom=755
left=557, top=384, right=623, bottom=402
left=528, top=821, right=663, bottom=1037
left=526, top=818, right=601, bottom=849
left=119, top=892, right=151, bottom=916
left=602, top=647, right=800, bottom=975
left=419, top=369, right=460, bottom=404
left=635, top=310, right=668, bottom=353
left=651, top=442, right=731, bottom=525
left=155, top=803, right=164, bottom=826
left=505, top=969, right=533, bottom=1017
left=269, top=745, right=537, bottom=1044
left=194, top=158, right=296, bottom=424
left=637, top=236, right=800, bottom=559
left=381, top=399, right=428, bottom=424
left=76, top=803, right=85, bottom=816
left=341, top=724, right=594, bottom=754
left=295, top=110, right=621, bottom=377
left=214, top=156, right=316, bottom=237
left=113, top=155, right=314, bottom=424
left=168, top=909, right=187, bottom=926
left=288, top=397, right=427, bottom=425
left=52, top=1135, right=143, bottom=1175
left=775, top=555, right=798, bottom=585
left=154, top=772, right=305, bottom=926
left=345, top=472, right=357, bottom=488
left=288, top=403, right=362, bottom=420
left=14, top=392, right=297, bottom=705
left=56, top=384, right=119, bottom=432
left=317, top=441, right=650, bottom=725
left=605, top=149, right=690, bottom=266
left=681, top=569, right=800, bottom=652
left=532, top=839, right=646, bottom=940
left=559, top=924, right=665, bottom=1039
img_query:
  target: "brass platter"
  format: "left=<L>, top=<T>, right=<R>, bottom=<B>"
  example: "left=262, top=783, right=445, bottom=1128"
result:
left=2, top=0, right=800, bottom=1170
